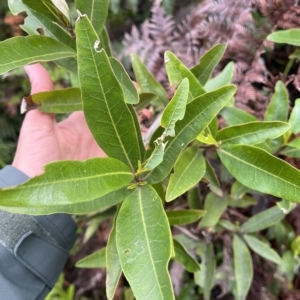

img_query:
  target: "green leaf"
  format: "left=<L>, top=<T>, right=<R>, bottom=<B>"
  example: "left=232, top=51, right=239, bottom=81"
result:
left=0, top=36, right=75, bottom=75
left=51, top=0, right=70, bottom=23
left=231, top=181, right=249, bottom=200
left=116, top=185, right=174, bottom=300
left=76, top=247, right=106, bottom=268
left=233, top=235, right=253, bottom=300
left=199, top=192, right=228, bottom=228
left=166, top=209, right=206, bottom=225
left=280, top=146, right=300, bottom=158
left=265, top=81, right=289, bottom=122
left=135, top=93, right=158, bottom=112
left=161, top=78, right=189, bottom=137
left=204, top=62, right=234, bottom=92
left=76, top=15, right=144, bottom=172
left=173, top=239, right=200, bottom=273
left=220, top=106, right=258, bottom=126
left=143, top=138, right=166, bottom=171
left=195, top=241, right=215, bottom=300
left=241, top=206, right=285, bottom=233
left=131, top=54, right=168, bottom=106
left=197, top=131, right=218, bottom=145
left=187, top=188, right=201, bottom=209
left=288, top=98, right=300, bottom=134
left=244, top=234, right=282, bottom=265
left=22, top=0, right=70, bottom=26
left=0, top=158, right=133, bottom=214
left=109, top=57, right=139, bottom=105
left=165, top=51, right=206, bottom=103
left=203, top=159, right=223, bottom=197
left=216, top=121, right=290, bottom=145
left=217, top=145, right=300, bottom=203
left=218, top=220, right=236, bottom=231
left=228, top=196, right=256, bottom=208
left=277, top=198, right=296, bottom=214
left=23, top=88, right=82, bottom=114
left=146, top=85, right=237, bottom=184
left=99, top=27, right=112, bottom=56
left=166, top=147, right=206, bottom=202
left=267, top=29, right=300, bottom=46
left=106, top=210, right=122, bottom=300
left=75, top=0, right=109, bottom=34
left=191, top=44, right=227, bottom=85
left=9, top=0, right=75, bottom=49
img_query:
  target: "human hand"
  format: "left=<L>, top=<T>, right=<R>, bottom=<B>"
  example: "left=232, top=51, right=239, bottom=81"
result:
left=12, top=64, right=105, bottom=177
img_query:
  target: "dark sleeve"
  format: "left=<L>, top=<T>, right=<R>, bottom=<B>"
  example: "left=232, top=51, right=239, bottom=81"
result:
left=0, top=166, right=77, bottom=300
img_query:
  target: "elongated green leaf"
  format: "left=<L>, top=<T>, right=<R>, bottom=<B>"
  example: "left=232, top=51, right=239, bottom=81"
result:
left=146, top=86, right=236, bottom=184
left=288, top=99, right=300, bottom=134
left=0, top=158, right=133, bottom=215
left=9, top=0, right=75, bottom=49
left=195, top=241, right=215, bottom=300
left=166, top=209, right=206, bottom=225
left=216, top=121, right=290, bottom=145
left=267, top=29, right=300, bottom=46
left=229, top=196, right=256, bottom=208
left=76, top=15, right=144, bottom=172
left=0, top=36, right=75, bottom=75
left=187, top=188, right=201, bottom=209
left=76, top=247, right=106, bottom=268
left=233, top=235, right=253, bottom=300
left=231, top=181, right=249, bottom=200
left=161, top=78, right=189, bottom=137
left=99, top=27, right=112, bottom=56
left=22, top=0, right=70, bottom=26
left=23, top=88, right=82, bottom=113
left=143, top=138, right=166, bottom=171
left=106, top=210, right=122, bottom=300
left=240, top=206, right=285, bottom=233
left=173, top=239, right=200, bottom=273
left=281, top=146, right=300, bottom=158
left=220, top=106, right=258, bottom=126
left=135, top=93, right=158, bottom=112
left=110, top=57, right=139, bottom=104
left=204, top=159, right=223, bottom=196
left=131, top=54, right=168, bottom=106
left=116, top=185, right=174, bottom=300
left=219, top=220, right=236, bottom=231
left=165, top=51, right=206, bottom=103
left=199, top=192, right=228, bottom=227
left=191, top=44, right=226, bottom=85
left=218, top=145, right=300, bottom=203
left=76, top=0, right=109, bottom=34
left=244, top=234, right=282, bottom=265
left=204, top=62, right=234, bottom=92
left=166, top=147, right=206, bottom=202
left=265, top=81, right=289, bottom=122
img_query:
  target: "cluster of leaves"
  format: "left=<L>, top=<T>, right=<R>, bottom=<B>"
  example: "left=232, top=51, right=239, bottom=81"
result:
left=1, top=0, right=300, bottom=299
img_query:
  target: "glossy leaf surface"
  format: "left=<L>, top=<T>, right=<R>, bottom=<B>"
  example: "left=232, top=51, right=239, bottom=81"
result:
left=24, top=88, right=82, bottom=113
left=165, top=51, right=206, bottom=103
left=233, top=235, right=253, bottom=300
left=199, top=193, right=228, bottom=227
left=76, top=15, right=143, bottom=172
left=244, top=234, right=282, bottom=265
left=161, top=78, right=189, bottom=137
left=110, top=57, right=139, bottom=105
left=216, top=121, right=290, bottom=145
left=166, top=209, right=206, bottom=225
left=76, top=0, right=109, bottom=34
left=218, top=145, right=300, bottom=203
left=116, top=185, right=174, bottom=300
left=0, top=159, right=133, bottom=214
left=0, top=36, right=75, bottom=75
left=76, top=247, right=106, bottom=268
left=191, top=44, right=226, bottom=85
left=173, top=239, right=200, bottom=272
left=147, top=85, right=236, bottom=184
left=241, top=206, right=285, bottom=233
left=166, top=147, right=205, bottom=202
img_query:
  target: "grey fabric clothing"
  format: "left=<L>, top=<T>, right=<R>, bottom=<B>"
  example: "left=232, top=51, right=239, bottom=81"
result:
left=0, top=166, right=77, bottom=300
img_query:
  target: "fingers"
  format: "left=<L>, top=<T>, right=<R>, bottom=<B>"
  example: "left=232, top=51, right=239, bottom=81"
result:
left=24, top=64, right=54, bottom=94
